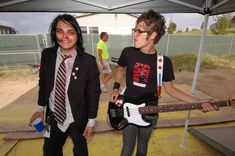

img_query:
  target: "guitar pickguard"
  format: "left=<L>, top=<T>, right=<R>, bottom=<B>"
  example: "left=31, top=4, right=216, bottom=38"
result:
left=123, top=103, right=151, bottom=127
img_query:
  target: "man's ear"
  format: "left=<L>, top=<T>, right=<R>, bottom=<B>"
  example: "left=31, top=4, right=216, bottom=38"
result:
left=149, top=32, right=157, bottom=40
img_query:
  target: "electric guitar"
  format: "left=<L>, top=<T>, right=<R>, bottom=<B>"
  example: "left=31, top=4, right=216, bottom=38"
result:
left=107, top=94, right=235, bottom=130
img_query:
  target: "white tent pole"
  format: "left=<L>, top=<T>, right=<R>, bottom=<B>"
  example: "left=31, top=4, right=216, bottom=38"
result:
left=179, top=13, right=209, bottom=148
left=191, top=13, right=209, bottom=94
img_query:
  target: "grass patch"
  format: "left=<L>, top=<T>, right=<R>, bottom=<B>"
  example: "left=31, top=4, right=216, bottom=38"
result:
left=223, top=54, right=235, bottom=65
left=170, top=54, right=197, bottom=72
left=0, top=68, right=38, bottom=81
left=0, top=73, right=5, bottom=77
left=170, top=53, right=232, bottom=72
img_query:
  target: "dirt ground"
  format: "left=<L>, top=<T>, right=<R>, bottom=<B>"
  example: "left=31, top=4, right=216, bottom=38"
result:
left=0, top=69, right=38, bottom=109
left=174, top=67, right=235, bottom=100
left=0, top=67, right=235, bottom=109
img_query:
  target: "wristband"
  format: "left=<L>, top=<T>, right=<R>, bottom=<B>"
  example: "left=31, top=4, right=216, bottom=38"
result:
left=113, top=82, right=120, bottom=90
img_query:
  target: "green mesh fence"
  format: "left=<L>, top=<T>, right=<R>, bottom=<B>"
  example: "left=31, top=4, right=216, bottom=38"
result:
left=0, top=34, right=42, bottom=68
left=0, top=34, right=234, bottom=68
left=0, top=34, right=39, bottom=51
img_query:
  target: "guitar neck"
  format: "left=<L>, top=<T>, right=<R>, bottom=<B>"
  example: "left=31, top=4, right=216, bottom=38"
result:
left=138, top=100, right=229, bottom=114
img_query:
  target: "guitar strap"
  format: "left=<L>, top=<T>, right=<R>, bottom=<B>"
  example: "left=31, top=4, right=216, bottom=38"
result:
left=157, top=53, right=164, bottom=97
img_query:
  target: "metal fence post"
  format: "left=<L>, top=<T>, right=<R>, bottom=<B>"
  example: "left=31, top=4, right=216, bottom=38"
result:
left=166, top=34, right=170, bottom=56
left=91, top=34, right=95, bottom=56
left=43, top=33, right=49, bottom=48
left=35, top=34, right=41, bottom=64
left=228, top=36, right=234, bottom=55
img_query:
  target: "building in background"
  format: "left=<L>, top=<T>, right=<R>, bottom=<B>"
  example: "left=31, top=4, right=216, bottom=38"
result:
left=75, top=13, right=138, bottom=35
left=230, top=16, right=235, bottom=28
left=0, top=25, right=16, bottom=34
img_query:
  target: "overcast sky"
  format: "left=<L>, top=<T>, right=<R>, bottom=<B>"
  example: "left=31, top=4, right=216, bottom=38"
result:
left=0, top=12, right=222, bottom=34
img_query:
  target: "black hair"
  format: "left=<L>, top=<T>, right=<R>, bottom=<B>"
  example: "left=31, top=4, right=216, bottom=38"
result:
left=100, top=32, right=108, bottom=39
left=49, top=14, right=85, bottom=52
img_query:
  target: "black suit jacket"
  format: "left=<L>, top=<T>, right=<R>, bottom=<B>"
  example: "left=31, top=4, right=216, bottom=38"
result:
left=38, top=46, right=101, bottom=129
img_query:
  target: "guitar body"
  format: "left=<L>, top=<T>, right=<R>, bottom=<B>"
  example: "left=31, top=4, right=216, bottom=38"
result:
left=108, top=94, right=157, bottom=130
left=108, top=96, right=126, bottom=130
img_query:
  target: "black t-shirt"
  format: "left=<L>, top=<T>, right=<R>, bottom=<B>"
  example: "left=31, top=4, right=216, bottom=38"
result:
left=118, top=47, right=175, bottom=101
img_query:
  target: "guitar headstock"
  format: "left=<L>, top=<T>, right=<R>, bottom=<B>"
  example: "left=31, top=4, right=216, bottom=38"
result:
left=228, top=94, right=235, bottom=106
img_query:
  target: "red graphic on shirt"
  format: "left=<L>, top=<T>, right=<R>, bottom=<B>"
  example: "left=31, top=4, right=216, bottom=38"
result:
left=133, top=62, right=150, bottom=87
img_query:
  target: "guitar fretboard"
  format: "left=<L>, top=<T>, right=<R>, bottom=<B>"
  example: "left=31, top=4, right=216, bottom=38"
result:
left=138, top=100, right=229, bottom=114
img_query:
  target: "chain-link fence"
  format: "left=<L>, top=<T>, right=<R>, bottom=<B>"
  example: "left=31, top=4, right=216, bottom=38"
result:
left=0, top=34, right=234, bottom=70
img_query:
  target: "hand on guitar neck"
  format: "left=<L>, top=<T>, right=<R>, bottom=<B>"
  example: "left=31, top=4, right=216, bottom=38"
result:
left=199, top=94, right=235, bottom=112
left=198, top=99, right=219, bottom=112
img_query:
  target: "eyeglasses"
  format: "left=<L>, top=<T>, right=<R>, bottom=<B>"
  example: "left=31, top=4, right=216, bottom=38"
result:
left=132, top=28, right=150, bottom=34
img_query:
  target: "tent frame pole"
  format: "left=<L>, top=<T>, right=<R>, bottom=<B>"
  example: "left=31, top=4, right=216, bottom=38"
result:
left=179, top=13, right=209, bottom=148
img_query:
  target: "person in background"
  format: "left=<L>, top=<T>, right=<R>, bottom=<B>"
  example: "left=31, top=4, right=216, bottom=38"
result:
left=29, top=14, right=101, bottom=156
left=97, top=32, right=112, bottom=92
left=109, top=10, right=218, bottom=156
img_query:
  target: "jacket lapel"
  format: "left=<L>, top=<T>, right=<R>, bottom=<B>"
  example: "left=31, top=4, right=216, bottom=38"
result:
left=48, top=48, right=57, bottom=92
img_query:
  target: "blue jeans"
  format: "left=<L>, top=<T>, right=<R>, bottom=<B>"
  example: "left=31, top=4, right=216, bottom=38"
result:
left=120, top=115, right=158, bottom=156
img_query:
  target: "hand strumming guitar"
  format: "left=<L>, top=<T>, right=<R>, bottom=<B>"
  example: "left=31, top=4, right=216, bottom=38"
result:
left=109, top=89, right=119, bottom=103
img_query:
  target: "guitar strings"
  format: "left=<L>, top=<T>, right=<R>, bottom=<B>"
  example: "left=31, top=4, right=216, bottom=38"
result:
left=110, top=105, right=184, bottom=116
left=110, top=108, right=157, bottom=116
left=110, top=101, right=224, bottom=117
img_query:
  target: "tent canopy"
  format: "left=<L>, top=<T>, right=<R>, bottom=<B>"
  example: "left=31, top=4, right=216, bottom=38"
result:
left=0, top=0, right=234, bottom=15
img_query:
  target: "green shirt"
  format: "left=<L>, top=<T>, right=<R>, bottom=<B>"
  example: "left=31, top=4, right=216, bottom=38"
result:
left=97, top=40, right=109, bottom=60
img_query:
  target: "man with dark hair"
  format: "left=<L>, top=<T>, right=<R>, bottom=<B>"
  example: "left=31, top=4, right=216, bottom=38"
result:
left=29, top=14, right=101, bottom=156
left=110, top=10, right=217, bottom=156
left=97, top=32, right=112, bottom=92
